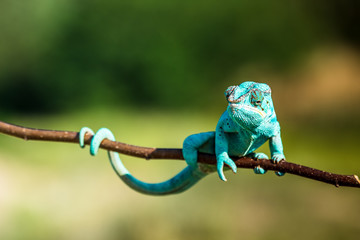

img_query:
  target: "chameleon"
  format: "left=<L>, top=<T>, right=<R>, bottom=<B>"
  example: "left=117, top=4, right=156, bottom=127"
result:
left=79, top=81, right=285, bottom=195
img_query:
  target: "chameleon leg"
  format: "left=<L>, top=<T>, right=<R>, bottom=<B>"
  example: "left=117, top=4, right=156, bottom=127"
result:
left=79, top=127, right=208, bottom=195
left=182, top=132, right=216, bottom=170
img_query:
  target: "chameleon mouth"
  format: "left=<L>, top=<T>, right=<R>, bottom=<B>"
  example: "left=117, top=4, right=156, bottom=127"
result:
left=241, top=105, right=266, bottom=118
left=231, top=104, right=266, bottom=118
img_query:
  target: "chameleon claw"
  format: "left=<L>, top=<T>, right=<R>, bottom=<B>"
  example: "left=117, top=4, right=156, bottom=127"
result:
left=354, top=175, right=360, bottom=184
left=249, top=153, right=268, bottom=175
left=79, top=127, right=94, bottom=148
left=271, top=154, right=285, bottom=164
left=254, top=165, right=267, bottom=174
left=217, top=160, right=228, bottom=181
left=217, top=157, right=237, bottom=181
left=271, top=155, right=285, bottom=176
left=226, top=159, right=237, bottom=174
left=252, top=152, right=269, bottom=160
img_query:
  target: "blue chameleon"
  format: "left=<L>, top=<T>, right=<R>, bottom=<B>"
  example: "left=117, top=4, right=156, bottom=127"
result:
left=79, top=81, right=285, bottom=195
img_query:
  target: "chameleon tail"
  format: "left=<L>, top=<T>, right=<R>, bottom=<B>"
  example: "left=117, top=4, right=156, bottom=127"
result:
left=109, top=150, right=207, bottom=195
left=80, top=127, right=207, bottom=195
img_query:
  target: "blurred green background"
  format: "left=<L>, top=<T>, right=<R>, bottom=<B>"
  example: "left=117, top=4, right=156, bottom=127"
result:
left=0, top=0, right=360, bottom=239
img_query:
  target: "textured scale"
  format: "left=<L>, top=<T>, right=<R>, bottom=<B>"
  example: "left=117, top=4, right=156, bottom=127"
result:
left=79, top=81, right=286, bottom=195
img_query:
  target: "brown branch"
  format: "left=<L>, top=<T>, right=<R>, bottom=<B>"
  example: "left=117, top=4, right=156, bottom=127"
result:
left=0, top=120, right=359, bottom=188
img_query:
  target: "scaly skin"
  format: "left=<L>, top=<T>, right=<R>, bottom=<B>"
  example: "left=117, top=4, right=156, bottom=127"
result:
left=79, top=128, right=207, bottom=195
left=184, top=81, right=285, bottom=181
left=79, top=81, right=286, bottom=195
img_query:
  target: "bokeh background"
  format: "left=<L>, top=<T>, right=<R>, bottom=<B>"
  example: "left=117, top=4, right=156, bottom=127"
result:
left=0, top=0, right=360, bottom=239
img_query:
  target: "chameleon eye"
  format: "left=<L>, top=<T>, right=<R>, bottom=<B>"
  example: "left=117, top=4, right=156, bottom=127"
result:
left=252, top=100, right=262, bottom=106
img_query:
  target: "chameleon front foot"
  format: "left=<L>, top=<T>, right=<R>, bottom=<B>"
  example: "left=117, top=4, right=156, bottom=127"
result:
left=248, top=153, right=285, bottom=176
left=272, top=154, right=286, bottom=176
left=254, top=165, right=267, bottom=174
left=217, top=153, right=237, bottom=182
left=248, top=152, right=268, bottom=175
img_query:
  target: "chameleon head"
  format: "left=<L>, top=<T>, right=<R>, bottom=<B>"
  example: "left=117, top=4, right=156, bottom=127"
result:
left=225, top=82, right=273, bottom=130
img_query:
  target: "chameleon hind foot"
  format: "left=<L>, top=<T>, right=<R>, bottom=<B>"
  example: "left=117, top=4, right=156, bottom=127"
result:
left=183, top=132, right=235, bottom=181
left=182, top=132, right=215, bottom=169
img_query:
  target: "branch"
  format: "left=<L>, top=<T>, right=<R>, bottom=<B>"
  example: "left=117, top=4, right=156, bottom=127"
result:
left=0, top=120, right=359, bottom=188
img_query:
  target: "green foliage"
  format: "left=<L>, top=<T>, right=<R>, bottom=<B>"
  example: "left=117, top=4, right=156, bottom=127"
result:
left=0, top=0, right=334, bottom=113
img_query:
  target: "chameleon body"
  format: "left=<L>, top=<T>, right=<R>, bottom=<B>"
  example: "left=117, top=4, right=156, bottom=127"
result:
left=79, top=81, right=285, bottom=195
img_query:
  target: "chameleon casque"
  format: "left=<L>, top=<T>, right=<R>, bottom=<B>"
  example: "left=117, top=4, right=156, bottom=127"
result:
left=79, top=81, right=285, bottom=195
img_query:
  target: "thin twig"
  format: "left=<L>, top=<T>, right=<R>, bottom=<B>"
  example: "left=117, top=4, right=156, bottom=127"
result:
left=0, top=120, right=359, bottom=188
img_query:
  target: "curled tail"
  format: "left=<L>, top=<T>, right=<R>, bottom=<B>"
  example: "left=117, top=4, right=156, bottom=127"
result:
left=79, top=127, right=207, bottom=195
